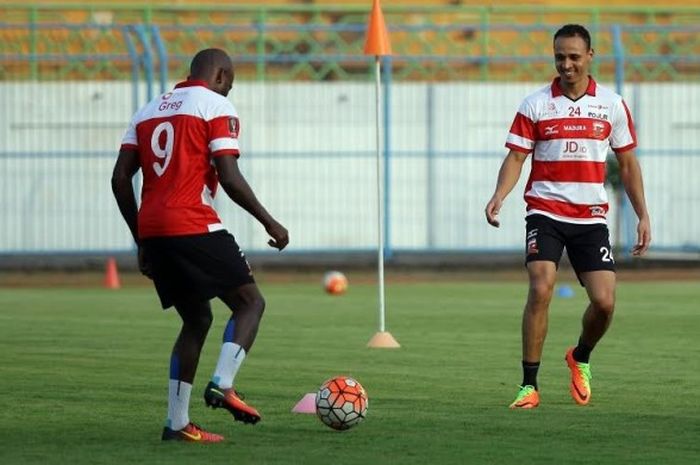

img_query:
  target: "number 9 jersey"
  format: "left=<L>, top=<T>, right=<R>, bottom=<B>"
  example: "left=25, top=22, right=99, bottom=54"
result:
left=119, top=80, right=240, bottom=239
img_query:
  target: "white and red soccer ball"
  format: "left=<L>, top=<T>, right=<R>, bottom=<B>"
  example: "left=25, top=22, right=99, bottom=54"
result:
left=315, top=376, right=368, bottom=431
left=323, top=271, right=348, bottom=295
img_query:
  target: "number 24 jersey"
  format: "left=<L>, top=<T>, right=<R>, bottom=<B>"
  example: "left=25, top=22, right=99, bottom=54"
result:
left=506, top=77, right=637, bottom=224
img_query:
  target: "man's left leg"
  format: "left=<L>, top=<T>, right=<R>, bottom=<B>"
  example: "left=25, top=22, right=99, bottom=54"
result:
left=205, top=283, right=265, bottom=424
left=566, top=270, right=616, bottom=405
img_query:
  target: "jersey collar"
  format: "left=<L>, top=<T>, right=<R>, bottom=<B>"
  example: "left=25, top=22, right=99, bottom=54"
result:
left=174, top=79, right=209, bottom=89
left=550, top=76, right=597, bottom=98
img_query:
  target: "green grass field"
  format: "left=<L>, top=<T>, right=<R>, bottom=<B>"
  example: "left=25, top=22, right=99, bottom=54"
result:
left=1, top=276, right=699, bottom=465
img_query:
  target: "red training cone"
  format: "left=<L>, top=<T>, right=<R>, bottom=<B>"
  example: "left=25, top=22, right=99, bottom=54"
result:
left=104, top=257, right=121, bottom=290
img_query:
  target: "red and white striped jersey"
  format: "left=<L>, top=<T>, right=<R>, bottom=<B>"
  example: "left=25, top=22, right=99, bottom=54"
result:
left=120, top=80, right=240, bottom=239
left=505, top=77, right=637, bottom=224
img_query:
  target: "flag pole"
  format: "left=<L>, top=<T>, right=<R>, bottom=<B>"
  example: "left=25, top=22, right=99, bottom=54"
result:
left=374, top=56, right=386, bottom=334
left=364, top=0, right=399, bottom=349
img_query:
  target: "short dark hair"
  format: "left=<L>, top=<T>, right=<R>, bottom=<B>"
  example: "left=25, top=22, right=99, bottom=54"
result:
left=189, top=48, right=232, bottom=78
left=553, top=24, right=592, bottom=50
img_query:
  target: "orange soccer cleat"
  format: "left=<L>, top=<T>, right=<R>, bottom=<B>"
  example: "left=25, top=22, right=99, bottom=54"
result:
left=204, top=382, right=261, bottom=424
left=161, top=422, right=224, bottom=443
left=565, top=347, right=592, bottom=405
left=509, top=385, right=540, bottom=409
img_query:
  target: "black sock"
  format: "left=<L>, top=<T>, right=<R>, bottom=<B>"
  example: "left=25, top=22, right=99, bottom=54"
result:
left=522, top=361, right=540, bottom=390
left=573, top=338, right=593, bottom=363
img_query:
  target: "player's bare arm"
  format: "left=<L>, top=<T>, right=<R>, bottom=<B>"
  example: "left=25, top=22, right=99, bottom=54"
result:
left=616, top=150, right=651, bottom=255
left=485, top=150, right=528, bottom=227
left=214, top=155, right=289, bottom=250
left=111, top=148, right=153, bottom=277
left=111, top=148, right=140, bottom=244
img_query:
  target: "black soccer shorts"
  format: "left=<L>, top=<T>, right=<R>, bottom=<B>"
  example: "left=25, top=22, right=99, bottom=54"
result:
left=525, top=214, right=616, bottom=278
left=141, top=230, right=255, bottom=309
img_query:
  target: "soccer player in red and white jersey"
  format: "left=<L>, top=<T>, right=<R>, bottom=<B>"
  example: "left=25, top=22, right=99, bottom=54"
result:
left=112, top=49, right=289, bottom=442
left=484, top=25, right=651, bottom=409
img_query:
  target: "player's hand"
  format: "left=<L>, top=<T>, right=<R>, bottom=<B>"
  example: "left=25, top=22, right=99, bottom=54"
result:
left=266, top=221, right=289, bottom=251
left=631, top=216, right=651, bottom=256
left=137, top=246, right=153, bottom=279
left=485, top=196, right=503, bottom=228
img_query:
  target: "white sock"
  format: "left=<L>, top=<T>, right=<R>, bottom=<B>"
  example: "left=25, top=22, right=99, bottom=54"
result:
left=167, top=379, right=192, bottom=431
left=211, top=342, right=246, bottom=389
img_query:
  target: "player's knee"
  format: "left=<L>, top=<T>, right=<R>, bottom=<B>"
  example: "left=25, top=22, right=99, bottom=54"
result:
left=234, top=292, right=265, bottom=319
left=591, top=295, right=615, bottom=316
left=251, top=295, right=266, bottom=317
left=186, top=311, right=213, bottom=335
left=528, top=282, right=554, bottom=307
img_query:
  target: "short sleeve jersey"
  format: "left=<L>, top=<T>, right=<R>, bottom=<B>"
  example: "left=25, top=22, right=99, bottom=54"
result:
left=120, top=80, right=241, bottom=239
left=505, top=77, right=637, bottom=224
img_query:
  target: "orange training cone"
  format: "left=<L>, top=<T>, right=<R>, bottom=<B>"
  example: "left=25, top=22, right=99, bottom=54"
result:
left=104, top=257, right=121, bottom=289
left=367, top=331, right=400, bottom=348
left=363, top=0, right=392, bottom=56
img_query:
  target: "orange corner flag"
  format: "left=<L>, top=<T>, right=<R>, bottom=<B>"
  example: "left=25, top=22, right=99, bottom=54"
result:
left=363, top=0, right=392, bottom=56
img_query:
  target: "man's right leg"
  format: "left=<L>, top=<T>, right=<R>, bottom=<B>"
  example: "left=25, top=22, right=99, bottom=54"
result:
left=510, top=261, right=557, bottom=409
left=162, top=299, right=223, bottom=442
left=522, top=261, right=558, bottom=370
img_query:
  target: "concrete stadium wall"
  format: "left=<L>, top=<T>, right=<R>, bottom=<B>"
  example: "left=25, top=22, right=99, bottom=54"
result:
left=0, top=81, right=698, bottom=254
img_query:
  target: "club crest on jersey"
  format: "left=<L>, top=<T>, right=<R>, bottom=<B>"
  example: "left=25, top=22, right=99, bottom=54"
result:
left=589, top=205, right=606, bottom=217
left=229, top=117, right=240, bottom=138
left=592, top=122, right=606, bottom=138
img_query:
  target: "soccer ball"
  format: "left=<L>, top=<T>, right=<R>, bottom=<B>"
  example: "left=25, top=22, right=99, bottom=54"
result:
left=315, top=376, right=368, bottom=431
left=323, top=271, right=348, bottom=295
